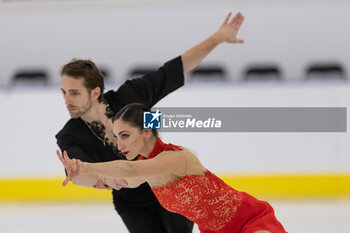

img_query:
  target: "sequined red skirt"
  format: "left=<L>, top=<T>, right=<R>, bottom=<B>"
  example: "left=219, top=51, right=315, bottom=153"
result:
left=198, top=192, right=287, bottom=233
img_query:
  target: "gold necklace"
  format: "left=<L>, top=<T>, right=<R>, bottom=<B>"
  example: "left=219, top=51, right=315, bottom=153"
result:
left=84, top=103, right=111, bottom=147
left=84, top=121, right=107, bottom=146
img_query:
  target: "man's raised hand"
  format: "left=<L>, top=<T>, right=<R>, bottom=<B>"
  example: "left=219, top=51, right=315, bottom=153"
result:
left=217, top=12, right=245, bottom=44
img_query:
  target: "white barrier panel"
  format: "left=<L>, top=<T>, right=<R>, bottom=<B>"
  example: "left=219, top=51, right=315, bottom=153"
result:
left=0, top=82, right=349, bottom=177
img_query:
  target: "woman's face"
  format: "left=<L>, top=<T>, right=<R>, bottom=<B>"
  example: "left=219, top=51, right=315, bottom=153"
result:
left=113, top=119, right=147, bottom=160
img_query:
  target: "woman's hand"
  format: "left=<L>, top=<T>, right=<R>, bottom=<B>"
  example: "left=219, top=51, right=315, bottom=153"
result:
left=217, top=12, right=245, bottom=44
left=56, top=150, right=83, bottom=186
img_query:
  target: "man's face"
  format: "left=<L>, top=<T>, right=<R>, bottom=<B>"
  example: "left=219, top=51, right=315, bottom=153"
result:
left=60, top=75, right=93, bottom=118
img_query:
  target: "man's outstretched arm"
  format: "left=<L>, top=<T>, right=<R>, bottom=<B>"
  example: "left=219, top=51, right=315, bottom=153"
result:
left=181, top=12, right=245, bottom=74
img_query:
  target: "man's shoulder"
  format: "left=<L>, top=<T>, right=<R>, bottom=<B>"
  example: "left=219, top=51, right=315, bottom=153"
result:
left=104, top=82, right=134, bottom=97
left=103, top=86, right=143, bottom=110
left=55, top=118, right=84, bottom=140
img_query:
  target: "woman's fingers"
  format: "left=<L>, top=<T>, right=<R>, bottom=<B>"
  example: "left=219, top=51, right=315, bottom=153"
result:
left=71, top=158, right=77, bottom=173
left=57, top=150, right=71, bottom=167
left=59, top=150, right=78, bottom=171
left=63, top=150, right=70, bottom=161
left=57, top=149, right=79, bottom=186
left=62, top=177, right=70, bottom=186
left=56, top=150, right=66, bottom=165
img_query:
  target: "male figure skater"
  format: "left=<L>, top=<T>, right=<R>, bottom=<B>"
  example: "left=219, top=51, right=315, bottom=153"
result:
left=56, top=12, right=244, bottom=233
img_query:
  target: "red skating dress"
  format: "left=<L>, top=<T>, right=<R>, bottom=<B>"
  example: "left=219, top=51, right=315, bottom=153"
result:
left=143, top=138, right=287, bottom=233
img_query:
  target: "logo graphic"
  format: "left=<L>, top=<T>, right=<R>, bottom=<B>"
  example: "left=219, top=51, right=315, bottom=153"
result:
left=143, top=110, right=161, bottom=129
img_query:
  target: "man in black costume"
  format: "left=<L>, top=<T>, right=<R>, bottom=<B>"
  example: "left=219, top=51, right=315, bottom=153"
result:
left=56, top=12, right=244, bottom=233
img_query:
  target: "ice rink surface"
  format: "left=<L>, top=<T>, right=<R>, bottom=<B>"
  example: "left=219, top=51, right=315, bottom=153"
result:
left=1, top=200, right=350, bottom=233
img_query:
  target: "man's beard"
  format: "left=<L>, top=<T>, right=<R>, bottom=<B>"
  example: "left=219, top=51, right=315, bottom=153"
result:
left=69, top=99, right=92, bottom=118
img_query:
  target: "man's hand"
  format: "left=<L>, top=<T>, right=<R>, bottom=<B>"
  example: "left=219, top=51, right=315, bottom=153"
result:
left=93, top=177, right=112, bottom=190
left=93, top=177, right=129, bottom=190
left=181, top=12, right=245, bottom=74
left=104, top=178, right=129, bottom=190
left=56, top=150, right=83, bottom=186
left=217, top=12, right=245, bottom=44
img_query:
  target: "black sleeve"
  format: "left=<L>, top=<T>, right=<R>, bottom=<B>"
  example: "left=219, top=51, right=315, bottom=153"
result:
left=56, top=138, right=91, bottom=162
left=111, top=56, right=184, bottom=108
left=56, top=138, right=87, bottom=177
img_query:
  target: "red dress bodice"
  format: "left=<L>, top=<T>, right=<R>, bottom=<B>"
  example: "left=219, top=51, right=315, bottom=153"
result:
left=145, top=138, right=287, bottom=233
left=152, top=170, right=244, bottom=231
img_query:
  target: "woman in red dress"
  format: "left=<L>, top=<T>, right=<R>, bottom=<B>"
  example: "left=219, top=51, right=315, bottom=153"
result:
left=57, top=103, right=287, bottom=233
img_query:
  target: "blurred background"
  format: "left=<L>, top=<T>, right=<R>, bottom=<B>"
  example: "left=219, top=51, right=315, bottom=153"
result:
left=0, top=0, right=349, bottom=232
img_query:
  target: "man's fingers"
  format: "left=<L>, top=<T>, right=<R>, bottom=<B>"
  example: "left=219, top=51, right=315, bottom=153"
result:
left=93, top=182, right=112, bottom=190
left=229, top=12, right=241, bottom=24
left=96, top=179, right=104, bottom=186
left=223, top=12, right=232, bottom=24
left=93, top=183, right=103, bottom=189
left=93, top=178, right=105, bottom=189
left=120, top=179, right=128, bottom=186
left=234, top=15, right=245, bottom=30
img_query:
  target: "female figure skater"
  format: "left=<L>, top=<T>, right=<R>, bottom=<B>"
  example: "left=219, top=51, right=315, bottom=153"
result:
left=57, top=103, right=287, bottom=233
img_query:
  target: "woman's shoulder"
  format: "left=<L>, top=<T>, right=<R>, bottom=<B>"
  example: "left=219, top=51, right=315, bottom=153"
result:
left=157, top=145, right=195, bottom=158
left=157, top=145, right=205, bottom=175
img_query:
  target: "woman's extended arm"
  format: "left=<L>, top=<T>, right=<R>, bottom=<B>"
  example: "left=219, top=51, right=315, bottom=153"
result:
left=57, top=149, right=186, bottom=186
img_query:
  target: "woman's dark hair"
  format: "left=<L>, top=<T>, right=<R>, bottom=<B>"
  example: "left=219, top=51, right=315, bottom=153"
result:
left=113, top=103, right=158, bottom=137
